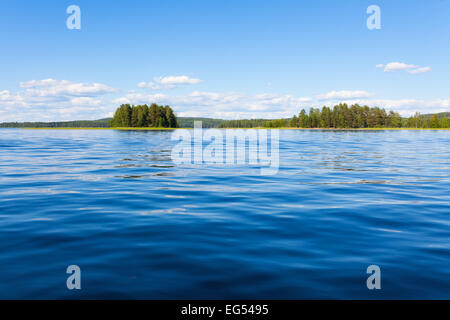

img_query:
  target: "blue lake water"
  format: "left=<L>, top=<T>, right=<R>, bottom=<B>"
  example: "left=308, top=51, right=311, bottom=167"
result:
left=0, top=129, right=449, bottom=299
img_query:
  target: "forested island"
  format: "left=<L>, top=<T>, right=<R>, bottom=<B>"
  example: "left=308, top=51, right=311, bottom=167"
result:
left=110, top=104, right=178, bottom=128
left=1, top=103, right=449, bottom=129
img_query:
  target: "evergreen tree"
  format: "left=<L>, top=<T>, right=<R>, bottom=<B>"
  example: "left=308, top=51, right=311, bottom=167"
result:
left=390, top=111, right=402, bottom=128
left=110, top=104, right=132, bottom=127
left=111, top=103, right=177, bottom=128
left=321, top=106, right=331, bottom=128
left=289, top=115, right=299, bottom=127
left=165, top=106, right=178, bottom=128
left=131, top=105, right=149, bottom=127
left=430, top=114, right=440, bottom=128
left=299, top=109, right=309, bottom=128
left=148, top=103, right=160, bottom=127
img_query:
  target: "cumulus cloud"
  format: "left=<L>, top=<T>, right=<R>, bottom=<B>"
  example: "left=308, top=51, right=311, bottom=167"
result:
left=408, top=67, right=432, bottom=74
left=1, top=78, right=449, bottom=121
left=380, top=62, right=417, bottom=72
left=70, top=97, right=103, bottom=106
left=0, top=79, right=117, bottom=122
left=19, top=79, right=117, bottom=96
left=376, top=62, right=431, bottom=74
left=138, top=75, right=203, bottom=90
left=316, top=90, right=372, bottom=100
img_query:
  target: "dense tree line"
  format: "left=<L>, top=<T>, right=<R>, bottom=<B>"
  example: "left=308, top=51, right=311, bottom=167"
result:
left=264, top=119, right=289, bottom=128
left=178, top=117, right=225, bottom=128
left=217, top=104, right=450, bottom=129
left=289, top=104, right=449, bottom=129
left=0, top=116, right=216, bottom=128
left=0, top=119, right=111, bottom=128
left=1, top=105, right=449, bottom=129
left=218, top=119, right=269, bottom=128
left=110, top=104, right=178, bottom=128
left=404, top=112, right=450, bottom=128
left=289, top=104, right=404, bottom=128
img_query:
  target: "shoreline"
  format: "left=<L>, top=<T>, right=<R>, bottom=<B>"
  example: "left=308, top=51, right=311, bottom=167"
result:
left=4, top=127, right=450, bottom=130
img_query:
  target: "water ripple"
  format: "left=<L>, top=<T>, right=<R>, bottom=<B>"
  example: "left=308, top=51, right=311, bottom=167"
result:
left=0, top=129, right=449, bottom=299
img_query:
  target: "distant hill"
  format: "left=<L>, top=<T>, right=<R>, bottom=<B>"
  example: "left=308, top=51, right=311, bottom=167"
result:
left=0, top=118, right=112, bottom=128
left=0, top=117, right=225, bottom=128
left=177, top=117, right=225, bottom=128
left=1, top=111, right=449, bottom=129
left=421, top=112, right=450, bottom=119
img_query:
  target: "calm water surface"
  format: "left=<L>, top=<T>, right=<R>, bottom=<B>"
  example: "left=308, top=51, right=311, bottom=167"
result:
left=0, top=129, right=449, bottom=299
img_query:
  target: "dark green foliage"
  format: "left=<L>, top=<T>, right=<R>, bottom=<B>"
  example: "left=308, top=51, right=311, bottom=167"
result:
left=289, top=115, right=298, bottom=128
left=177, top=117, right=225, bottom=128
left=165, top=106, right=178, bottom=128
left=110, top=104, right=132, bottom=127
left=263, top=119, right=288, bottom=128
left=401, top=112, right=449, bottom=128
left=199, top=106, right=450, bottom=129
left=131, top=105, right=149, bottom=127
left=290, top=104, right=450, bottom=129
left=218, top=119, right=270, bottom=128
left=147, top=103, right=159, bottom=127
left=299, top=109, right=308, bottom=128
left=421, top=112, right=450, bottom=119
left=1, top=106, right=449, bottom=129
left=110, top=103, right=178, bottom=128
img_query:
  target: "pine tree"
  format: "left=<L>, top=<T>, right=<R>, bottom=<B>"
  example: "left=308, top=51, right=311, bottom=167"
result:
left=148, top=103, right=159, bottom=127
left=131, top=105, right=149, bottom=127
left=110, top=104, right=132, bottom=127
left=299, top=109, right=308, bottom=128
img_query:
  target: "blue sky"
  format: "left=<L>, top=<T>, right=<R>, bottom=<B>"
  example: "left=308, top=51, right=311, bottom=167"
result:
left=1, top=0, right=449, bottom=121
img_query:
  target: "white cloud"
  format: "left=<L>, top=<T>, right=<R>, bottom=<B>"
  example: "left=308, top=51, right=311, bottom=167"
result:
left=316, top=90, right=372, bottom=100
left=408, top=67, right=432, bottom=74
left=376, top=62, right=431, bottom=74
left=1, top=78, right=449, bottom=122
left=159, top=76, right=203, bottom=85
left=383, top=62, right=417, bottom=72
left=19, top=79, right=117, bottom=96
left=0, top=79, right=117, bottom=122
left=138, top=75, right=203, bottom=90
left=70, top=97, right=102, bottom=107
